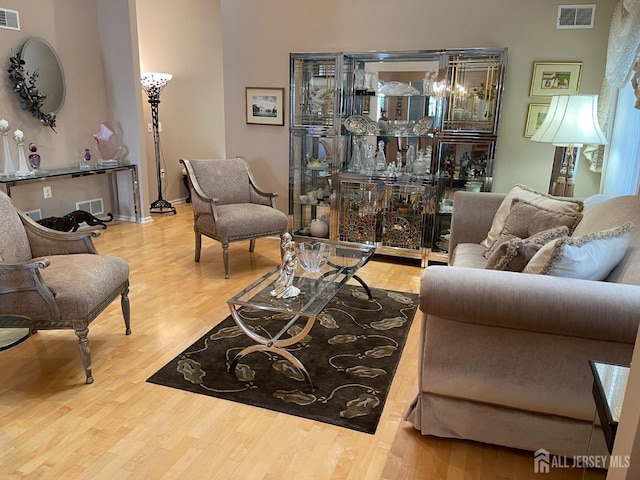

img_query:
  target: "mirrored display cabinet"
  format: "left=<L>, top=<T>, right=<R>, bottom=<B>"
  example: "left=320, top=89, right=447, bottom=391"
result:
left=289, top=48, right=507, bottom=264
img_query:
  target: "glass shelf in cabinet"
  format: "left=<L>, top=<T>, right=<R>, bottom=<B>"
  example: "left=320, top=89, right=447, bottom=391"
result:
left=347, top=93, right=434, bottom=99
left=340, top=127, right=434, bottom=139
left=299, top=163, right=331, bottom=171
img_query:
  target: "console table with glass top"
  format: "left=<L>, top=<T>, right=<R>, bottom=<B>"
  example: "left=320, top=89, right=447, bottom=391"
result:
left=0, top=163, right=139, bottom=221
left=227, top=242, right=375, bottom=391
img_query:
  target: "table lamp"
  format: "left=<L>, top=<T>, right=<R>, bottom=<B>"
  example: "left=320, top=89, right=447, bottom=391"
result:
left=531, top=94, right=607, bottom=197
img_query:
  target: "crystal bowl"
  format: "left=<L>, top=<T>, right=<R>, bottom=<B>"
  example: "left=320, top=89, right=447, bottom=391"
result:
left=380, top=120, right=415, bottom=136
left=296, top=242, right=331, bottom=272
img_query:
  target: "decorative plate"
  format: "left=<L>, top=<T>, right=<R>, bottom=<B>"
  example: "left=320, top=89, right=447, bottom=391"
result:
left=412, top=116, right=434, bottom=135
left=344, top=115, right=370, bottom=135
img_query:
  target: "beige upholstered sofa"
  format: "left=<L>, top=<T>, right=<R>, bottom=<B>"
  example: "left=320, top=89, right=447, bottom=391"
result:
left=406, top=189, right=640, bottom=456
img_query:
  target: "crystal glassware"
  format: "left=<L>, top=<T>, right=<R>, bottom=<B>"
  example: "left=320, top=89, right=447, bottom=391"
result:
left=0, top=119, right=16, bottom=176
left=13, top=130, right=34, bottom=177
left=296, top=242, right=331, bottom=272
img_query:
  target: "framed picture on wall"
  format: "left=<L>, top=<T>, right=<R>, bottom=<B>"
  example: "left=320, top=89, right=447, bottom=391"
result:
left=524, top=103, right=550, bottom=137
left=529, top=62, right=582, bottom=97
left=245, top=87, right=285, bottom=126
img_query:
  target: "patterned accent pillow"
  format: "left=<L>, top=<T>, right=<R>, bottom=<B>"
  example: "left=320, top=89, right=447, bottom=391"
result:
left=485, top=198, right=583, bottom=259
left=523, top=223, right=633, bottom=280
left=481, top=184, right=584, bottom=250
left=485, top=225, right=570, bottom=271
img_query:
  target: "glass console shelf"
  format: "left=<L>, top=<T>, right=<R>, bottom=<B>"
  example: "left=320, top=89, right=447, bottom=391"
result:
left=0, top=163, right=137, bottom=186
left=0, top=163, right=139, bottom=221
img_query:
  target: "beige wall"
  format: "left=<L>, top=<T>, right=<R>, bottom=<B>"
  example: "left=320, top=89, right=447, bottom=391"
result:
left=135, top=0, right=226, bottom=209
left=0, top=0, right=112, bottom=216
left=220, top=0, right=615, bottom=205
left=0, top=0, right=225, bottom=219
left=0, top=1, right=614, bottom=217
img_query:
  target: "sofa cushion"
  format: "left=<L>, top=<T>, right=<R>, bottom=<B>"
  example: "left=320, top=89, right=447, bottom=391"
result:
left=481, top=184, right=583, bottom=250
left=486, top=199, right=581, bottom=259
left=523, top=223, right=632, bottom=280
left=449, top=243, right=489, bottom=268
left=486, top=225, right=570, bottom=271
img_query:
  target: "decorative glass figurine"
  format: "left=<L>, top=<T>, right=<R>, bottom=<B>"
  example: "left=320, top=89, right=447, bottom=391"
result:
left=0, top=119, right=16, bottom=176
left=396, top=152, right=403, bottom=172
left=13, top=130, right=34, bottom=177
left=363, top=143, right=376, bottom=175
left=28, top=143, right=41, bottom=169
left=93, top=123, right=126, bottom=166
left=349, top=137, right=362, bottom=173
left=375, top=140, right=386, bottom=171
left=80, top=148, right=91, bottom=169
left=405, top=145, right=415, bottom=174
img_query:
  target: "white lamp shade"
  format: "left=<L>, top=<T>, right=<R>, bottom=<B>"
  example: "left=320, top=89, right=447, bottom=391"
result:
left=531, top=94, right=608, bottom=147
left=140, top=72, right=172, bottom=89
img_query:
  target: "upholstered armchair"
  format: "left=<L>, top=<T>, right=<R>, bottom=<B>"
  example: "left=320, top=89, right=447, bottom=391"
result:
left=180, top=157, right=289, bottom=278
left=0, top=191, right=130, bottom=384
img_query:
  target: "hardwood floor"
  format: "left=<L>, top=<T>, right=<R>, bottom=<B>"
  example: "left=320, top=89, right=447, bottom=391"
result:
left=0, top=203, right=600, bottom=479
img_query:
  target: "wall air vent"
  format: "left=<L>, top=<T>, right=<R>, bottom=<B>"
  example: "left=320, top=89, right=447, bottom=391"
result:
left=24, top=209, right=42, bottom=221
left=0, top=8, right=20, bottom=31
left=76, top=198, right=105, bottom=216
left=557, top=4, right=596, bottom=29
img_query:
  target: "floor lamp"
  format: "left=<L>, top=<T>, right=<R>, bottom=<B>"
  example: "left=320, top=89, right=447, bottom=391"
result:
left=141, top=72, right=176, bottom=215
left=531, top=94, right=607, bottom=197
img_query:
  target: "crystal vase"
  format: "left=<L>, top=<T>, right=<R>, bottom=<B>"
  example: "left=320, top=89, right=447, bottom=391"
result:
left=15, top=143, right=33, bottom=177
left=1, top=134, right=16, bottom=176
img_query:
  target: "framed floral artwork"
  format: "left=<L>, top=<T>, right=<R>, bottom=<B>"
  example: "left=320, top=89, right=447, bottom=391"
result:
left=529, top=62, right=582, bottom=97
left=524, top=103, right=550, bottom=137
left=245, top=87, right=285, bottom=126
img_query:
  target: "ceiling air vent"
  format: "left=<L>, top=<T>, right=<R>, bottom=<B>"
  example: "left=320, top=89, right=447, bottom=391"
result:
left=557, top=4, right=596, bottom=29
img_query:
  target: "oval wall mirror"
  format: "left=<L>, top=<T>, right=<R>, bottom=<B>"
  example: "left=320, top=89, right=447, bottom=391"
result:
left=8, top=37, right=66, bottom=130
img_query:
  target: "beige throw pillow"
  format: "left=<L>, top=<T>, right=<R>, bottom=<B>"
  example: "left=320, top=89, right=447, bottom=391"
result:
left=485, top=225, right=570, bottom=271
left=481, top=184, right=584, bottom=249
left=523, top=223, right=633, bottom=280
left=485, top=198, right=582, bottom=259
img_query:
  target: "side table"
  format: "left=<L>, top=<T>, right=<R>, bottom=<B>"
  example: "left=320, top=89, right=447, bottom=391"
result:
left=0, top=314, right=33, bottom=351
left=589, top=360, right=630, bottom=454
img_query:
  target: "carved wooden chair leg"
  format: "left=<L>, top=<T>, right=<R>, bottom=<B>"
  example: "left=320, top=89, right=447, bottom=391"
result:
left=194, top=231, right=202, bottom=262
left=222, top=241, right=230, bottom=279
left=249, top=239, right=256, bottom=252
left=74, top=324, right=93, bottom=384
left=121, top=286, right=131, bottom=335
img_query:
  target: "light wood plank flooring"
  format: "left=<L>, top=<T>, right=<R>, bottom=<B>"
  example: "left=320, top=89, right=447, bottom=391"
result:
left=0, top=203, right=601, bottom=479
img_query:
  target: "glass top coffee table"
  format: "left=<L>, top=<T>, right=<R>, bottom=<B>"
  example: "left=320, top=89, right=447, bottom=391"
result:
left=0, top=315, right=33, bottom=351
left=226, top=241, right=375, bottom=391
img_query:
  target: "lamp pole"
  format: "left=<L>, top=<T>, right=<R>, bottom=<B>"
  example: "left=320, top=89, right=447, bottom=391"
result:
left=141, top=72, right=176, bottom=215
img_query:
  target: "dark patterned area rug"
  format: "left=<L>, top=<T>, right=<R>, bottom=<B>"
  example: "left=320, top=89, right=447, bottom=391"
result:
left=147, top=285, right=418, bottom=434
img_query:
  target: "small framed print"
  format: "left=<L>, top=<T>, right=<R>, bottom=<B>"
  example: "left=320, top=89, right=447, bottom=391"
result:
left=245, top=87, right=285, bottom=126
left=529, top=62, right=582, bottom=97
left=524, top=103, right=550, bottom=138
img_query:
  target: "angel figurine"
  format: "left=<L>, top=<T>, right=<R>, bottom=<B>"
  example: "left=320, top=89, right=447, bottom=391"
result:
left=270, top=233, right=300, bottom=299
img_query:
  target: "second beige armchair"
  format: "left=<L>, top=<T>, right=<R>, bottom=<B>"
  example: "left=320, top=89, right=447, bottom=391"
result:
left=180, top=157, right=289, bottom=278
